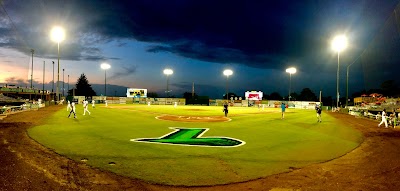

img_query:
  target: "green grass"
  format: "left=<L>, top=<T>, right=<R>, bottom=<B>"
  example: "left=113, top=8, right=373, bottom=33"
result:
left=28, top=104, right=363, bottom=186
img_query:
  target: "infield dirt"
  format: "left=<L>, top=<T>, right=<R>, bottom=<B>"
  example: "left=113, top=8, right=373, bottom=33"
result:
left=1, top=105, right=400, bottom=191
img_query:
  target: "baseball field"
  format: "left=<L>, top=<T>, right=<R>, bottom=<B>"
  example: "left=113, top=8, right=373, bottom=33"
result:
left=27, top=104, right=363, bottom=186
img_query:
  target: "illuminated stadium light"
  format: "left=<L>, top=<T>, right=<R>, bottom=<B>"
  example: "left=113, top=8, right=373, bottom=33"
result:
left=163, top=68, right=173, bottom=75
left=223, top=69, right=233, bottom=100
left=50, top=26, right=65, bottom=102
left=331, top=35, right=348, bottom=52
left=286, top=67, right=296, bottom=101
left=331, top=34, right=348, bottom=108
left=50, top=26, right=65, bottom=43
left=223, top=69, right=233, bottom=76
left=285, top=67, right=296, bottom=74
left=101, top=63, right=111, bottom=96
left=163, top=68, right=173, bottom=97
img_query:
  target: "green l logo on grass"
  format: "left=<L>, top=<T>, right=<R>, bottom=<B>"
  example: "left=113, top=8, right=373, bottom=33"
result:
left=131, top=128, right=244, bottom=147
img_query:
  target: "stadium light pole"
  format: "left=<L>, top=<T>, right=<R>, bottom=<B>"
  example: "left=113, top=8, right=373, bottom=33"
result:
left=42, top=61, right=45, bottom=100
left=30, top=49, right=34, bottom=89
left=223, top=69, right=233, bottom=101
left=285, top=67, right=296, bottom=101
left=50, top=26, right=65, bottom=102
left=331, top=35, right=347, bottom=108
left=30, top=49, right=34, bottom=101
left=101, top=63, right=111, bottom=96
left=163, top=68, right=173, bottom=97
left=62, top=69, right=65, bottom=97
left=52, top=61, right=54, bottom=93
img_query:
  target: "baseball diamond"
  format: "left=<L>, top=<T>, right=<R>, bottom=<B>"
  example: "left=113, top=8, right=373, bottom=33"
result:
left=27, top=104, right=362, bottom=186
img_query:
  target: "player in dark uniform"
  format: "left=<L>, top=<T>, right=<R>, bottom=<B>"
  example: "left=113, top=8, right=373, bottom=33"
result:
left=316, top=105, right=322, bottom=123
left=223, top=102, right=229, bottom=117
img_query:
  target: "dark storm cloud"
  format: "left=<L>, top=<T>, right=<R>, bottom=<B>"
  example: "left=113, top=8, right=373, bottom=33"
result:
left=0, top=0, right=399, bottom=71
left=108, top=65, right=137, bottom=80
left=81, top=0, right=399, bottom=70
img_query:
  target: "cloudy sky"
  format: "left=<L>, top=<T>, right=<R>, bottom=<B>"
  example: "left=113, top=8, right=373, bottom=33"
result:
left=0, top=0, right=399, bottom=99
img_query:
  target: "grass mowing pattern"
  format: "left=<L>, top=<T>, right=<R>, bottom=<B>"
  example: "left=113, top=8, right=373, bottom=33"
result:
left=28, top=104, right=363, bottom=186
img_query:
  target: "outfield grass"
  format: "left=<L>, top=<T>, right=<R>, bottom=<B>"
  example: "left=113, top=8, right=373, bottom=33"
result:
left=28, top=104, right=363, bottom=186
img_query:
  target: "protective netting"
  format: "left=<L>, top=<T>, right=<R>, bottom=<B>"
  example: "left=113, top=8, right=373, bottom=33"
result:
left=360, top=2, right=400, bottom=94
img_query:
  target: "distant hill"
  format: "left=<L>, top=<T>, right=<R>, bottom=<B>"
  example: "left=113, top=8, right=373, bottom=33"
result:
left=90, top=84, right=129, bottom=97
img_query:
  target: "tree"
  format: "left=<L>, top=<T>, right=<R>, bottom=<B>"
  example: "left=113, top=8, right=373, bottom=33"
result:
left=321, top=96, right=333, bottom=106
left=268, top=92, right=282, bottom=100
left=298, top=88, right=317, bottom=101
left=284, top=92, right=298, bottom=101
left=67, top=73, right=96, bottom=97
left=147, top=92, right=158, bottom=98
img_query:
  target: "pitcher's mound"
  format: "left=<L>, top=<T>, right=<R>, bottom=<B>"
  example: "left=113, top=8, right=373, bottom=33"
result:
left=156, top=115, right=230, bottom=122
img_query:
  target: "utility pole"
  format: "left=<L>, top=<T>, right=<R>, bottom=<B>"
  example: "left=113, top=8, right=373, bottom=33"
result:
left=30, top=49, right=34, bottom=88
left=63, top=69, right=65, bottom=97
left=51, top=61, right=54, bottom=93
left=42, top=61, right=45, bottom=100
left=30, top=49, right=34, bottom=101
left=192, top=82, right=194, bottom=98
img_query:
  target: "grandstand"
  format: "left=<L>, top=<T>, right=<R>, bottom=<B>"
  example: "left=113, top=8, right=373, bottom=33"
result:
left=0, top=85, right=53, bottom=101
left=0, top=94, right=26, bottom=106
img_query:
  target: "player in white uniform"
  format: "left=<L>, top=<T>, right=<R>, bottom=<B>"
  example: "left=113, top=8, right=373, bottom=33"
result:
left=83, top=100, right=91, bottom=115
left=92, top=100, right=95, bottom=108
left=105, top=100, right=108, bottom=107
left=378, top=109, right=388, bottom=128
left=67, top=100, right=72, bottom=111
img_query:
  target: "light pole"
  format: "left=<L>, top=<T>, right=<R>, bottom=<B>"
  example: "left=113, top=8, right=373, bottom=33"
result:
left=30, top=49, right=34, bottom=89
left=163, top=68, right=173, bottom=97
left=285, top=67, right=296, bottom=101
left=62, top=69, right=65, bottom=97
left=42, top=61, right=45, bottom=100
left=223, top=69, right=233, bottom=101
left=101, top=63, right=111, bottom=96
left=50, top=26, right=65, bottom=102
left=68, top=74, right=69, bottom=96
left=331, top=35, right=347, bottom=108
left=30, top=49, right=34, bottom=101
left=52, top=61, right=54, bottom=93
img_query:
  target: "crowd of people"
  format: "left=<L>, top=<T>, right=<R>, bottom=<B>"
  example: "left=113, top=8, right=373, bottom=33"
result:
left=377, top=109, right=398, bottom=128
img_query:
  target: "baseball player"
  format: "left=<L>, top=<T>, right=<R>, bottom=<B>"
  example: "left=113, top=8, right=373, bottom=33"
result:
left=67, top=100, right=72, bottom=111
left=68, top=102, right=77, bottom=118
left=91, top=100, right=95, bottom=108
left=378, top=109, right=388, bottom=128
left=83, top=100, right=91, bottom=115
left=316, top=105, right=322, bottom=123
left=281, top=102, right=286, bottom=119
left=105, top=100, right=108, bottom=107
left=223, top=102, right=229, bottom=117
